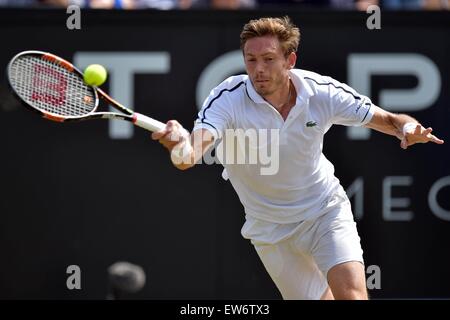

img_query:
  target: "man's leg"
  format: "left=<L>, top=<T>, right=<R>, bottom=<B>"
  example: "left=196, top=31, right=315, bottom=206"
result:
left=305, top=197, right=367, bottom=300
left=327, top=261, right=368, bottom=300
left=320, top=286, right=334, bottom=300
left=253, top=240, right=328, bottom=300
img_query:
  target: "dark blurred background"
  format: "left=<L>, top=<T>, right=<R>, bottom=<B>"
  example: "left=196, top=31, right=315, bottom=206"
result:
left=0, top=3, right=449, bottom=299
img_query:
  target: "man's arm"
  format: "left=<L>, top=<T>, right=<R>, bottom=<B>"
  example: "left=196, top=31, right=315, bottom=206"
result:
left=365, top=105, right=444, bottom=149
left=151, top=121, right=215, bottom=170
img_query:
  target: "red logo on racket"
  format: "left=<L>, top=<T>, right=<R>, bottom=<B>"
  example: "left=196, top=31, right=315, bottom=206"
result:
left=31, top=64, right=67, bottom=106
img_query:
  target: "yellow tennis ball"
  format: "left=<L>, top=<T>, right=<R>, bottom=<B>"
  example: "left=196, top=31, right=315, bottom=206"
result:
left=83, top=64, right=107, bottom=86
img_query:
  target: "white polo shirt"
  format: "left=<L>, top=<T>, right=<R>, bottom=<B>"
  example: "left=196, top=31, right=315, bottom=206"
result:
left=193, top=69, right=374, bottom=224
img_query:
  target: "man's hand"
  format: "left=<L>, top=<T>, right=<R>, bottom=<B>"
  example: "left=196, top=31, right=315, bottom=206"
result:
left=151, top=120, right=189, bottom=151
left=401, top=123, right=445, bottom=150
left=151, top=120, right=193, bottom=168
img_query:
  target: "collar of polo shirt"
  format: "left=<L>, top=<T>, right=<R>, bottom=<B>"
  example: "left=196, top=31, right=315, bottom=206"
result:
left=245, top=69, right=316, bottom=106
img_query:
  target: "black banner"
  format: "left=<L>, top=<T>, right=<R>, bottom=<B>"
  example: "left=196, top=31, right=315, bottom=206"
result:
left=0, top=9, right=449, bottom=299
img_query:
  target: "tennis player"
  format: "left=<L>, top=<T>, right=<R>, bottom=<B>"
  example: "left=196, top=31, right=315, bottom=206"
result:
left=152, top=16, right=444, bottom=300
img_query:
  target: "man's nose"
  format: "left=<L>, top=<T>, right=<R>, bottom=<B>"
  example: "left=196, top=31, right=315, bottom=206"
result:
left=255, top=62, right=264, bottom=73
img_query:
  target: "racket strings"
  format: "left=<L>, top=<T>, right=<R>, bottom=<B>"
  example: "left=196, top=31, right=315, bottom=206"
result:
left=9, top=55, right=96, bottom=117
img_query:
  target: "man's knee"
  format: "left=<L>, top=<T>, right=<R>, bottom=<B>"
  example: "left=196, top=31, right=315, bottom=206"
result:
left=327, top=261, right=368, bottom=300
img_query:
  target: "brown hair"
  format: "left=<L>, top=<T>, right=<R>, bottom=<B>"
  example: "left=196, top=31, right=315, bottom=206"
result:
left=240, top=16, right=301, bottom=57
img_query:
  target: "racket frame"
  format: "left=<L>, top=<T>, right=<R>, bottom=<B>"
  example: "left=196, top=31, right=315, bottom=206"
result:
left=7, top=50, right=192, bottom=162
left=7, top=50, right=138, bottom=124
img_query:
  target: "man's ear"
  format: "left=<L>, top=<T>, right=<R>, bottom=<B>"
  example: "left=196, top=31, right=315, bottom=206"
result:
left=287, top=52, right=297, bottom=69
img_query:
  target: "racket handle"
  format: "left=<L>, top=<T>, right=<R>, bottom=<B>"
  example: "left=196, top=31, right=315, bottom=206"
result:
left=133, top=112, right=193, bottom=164
left=132, top=113, right=166, bottom=132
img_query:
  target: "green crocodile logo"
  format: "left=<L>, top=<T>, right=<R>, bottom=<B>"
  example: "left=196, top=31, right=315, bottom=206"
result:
left=306, top=121, right=317, bottom=127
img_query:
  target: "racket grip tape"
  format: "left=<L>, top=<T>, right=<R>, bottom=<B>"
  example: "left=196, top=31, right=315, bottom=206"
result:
left=132, top=113, right=166, bottom=132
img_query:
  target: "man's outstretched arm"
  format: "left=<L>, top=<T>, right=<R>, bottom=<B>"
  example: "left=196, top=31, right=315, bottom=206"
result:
left=364, top=105, right=444, bottom=149
left=151, top=121, right=215, bottom=170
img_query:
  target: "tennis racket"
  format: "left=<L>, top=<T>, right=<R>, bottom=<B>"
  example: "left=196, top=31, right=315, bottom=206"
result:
left=7, top=50, right=191, bottom=160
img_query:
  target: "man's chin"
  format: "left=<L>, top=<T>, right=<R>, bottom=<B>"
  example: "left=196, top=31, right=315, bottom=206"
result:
left=254, top=84, right=271, bottom=96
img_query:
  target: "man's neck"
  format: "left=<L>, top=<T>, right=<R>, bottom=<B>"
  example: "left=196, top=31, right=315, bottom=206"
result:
left=265, top=79, right=290, bottom=108
left=264, top=79, right=296, bottom=120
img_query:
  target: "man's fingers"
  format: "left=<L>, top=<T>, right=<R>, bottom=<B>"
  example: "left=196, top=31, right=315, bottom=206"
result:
left=402, top=124, right=444, bottom=148
left=151, top=120, right=190, bottom=154
left=400, top=138, right=408, bottom=149
left=166, top=120, right=181, bottom=130
left=151, top=129, right=168, bottom=140
left=151, top=120, right=182, bottom=140
left=423, top=127, right=445, bottom=144
left=414, top=124, right=421, bottom=134
left=429, top=135, right=445, bottom=144
left=159, top=136, right=182, bottom=150
left=163, top=140, right=180, bottom=150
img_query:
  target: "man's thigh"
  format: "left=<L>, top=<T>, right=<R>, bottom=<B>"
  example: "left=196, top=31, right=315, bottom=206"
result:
left=308, top=200, right=365, bottom=279
left=253, top=240, right=328, bottom=300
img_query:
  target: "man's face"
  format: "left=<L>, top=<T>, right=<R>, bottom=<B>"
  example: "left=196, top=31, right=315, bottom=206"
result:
left=244, top=36, right=295, bottom=97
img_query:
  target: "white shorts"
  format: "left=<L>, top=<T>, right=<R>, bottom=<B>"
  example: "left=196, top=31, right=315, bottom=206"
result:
left=249, top=200, right=364, bottom=300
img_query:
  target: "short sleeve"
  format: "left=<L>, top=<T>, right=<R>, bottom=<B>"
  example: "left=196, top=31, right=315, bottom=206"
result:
left=192, top=81, right=234, bottom=140
left=326, top=76, right=375, bottom=127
